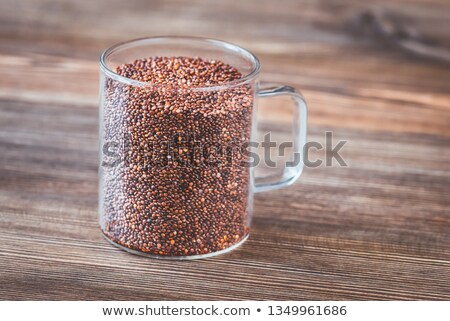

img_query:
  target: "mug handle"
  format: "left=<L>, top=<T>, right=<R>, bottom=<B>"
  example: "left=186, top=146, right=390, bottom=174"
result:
left=254, top=83, right=308, bottom=193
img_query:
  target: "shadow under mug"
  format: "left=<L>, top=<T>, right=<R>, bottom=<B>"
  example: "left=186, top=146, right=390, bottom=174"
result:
left=99, top=36, right=307, bottom=259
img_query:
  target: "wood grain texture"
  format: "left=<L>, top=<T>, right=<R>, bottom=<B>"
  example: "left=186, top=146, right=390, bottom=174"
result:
left=0, top=0, right=449, bottom=300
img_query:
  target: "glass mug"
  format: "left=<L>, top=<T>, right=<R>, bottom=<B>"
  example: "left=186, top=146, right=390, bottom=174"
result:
left=99, top=37, right=307, bottom=259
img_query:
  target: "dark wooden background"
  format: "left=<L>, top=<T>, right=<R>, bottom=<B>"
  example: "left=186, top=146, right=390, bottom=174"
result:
left=0, top=0, right=449, bottom=300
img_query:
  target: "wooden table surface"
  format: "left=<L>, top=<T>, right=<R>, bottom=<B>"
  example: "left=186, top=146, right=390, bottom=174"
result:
left=1, top=0, right=449, bottom=300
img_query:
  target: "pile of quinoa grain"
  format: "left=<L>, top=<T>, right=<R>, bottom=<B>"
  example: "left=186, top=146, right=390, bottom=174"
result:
left=101, top=56, right=254, bottom=257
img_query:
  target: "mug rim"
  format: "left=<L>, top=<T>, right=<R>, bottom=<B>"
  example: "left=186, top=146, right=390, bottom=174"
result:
left=99, top=36, right=261, bottom=92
